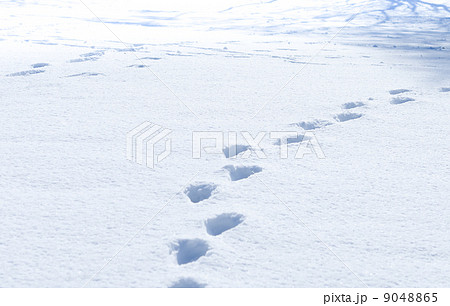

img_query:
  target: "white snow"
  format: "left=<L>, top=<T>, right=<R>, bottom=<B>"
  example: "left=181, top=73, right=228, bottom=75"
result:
left=1, top=0, right=450, bottom=287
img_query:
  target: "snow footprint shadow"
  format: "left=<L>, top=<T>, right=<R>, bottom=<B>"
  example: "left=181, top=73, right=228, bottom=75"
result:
left=390, top=97, right=415, bottom=104
left=334, top=112, right=363, bottom=122
left=341, top=102, right=365, bottom=109
left=292, top=119, right=332, bottom=130
left=169, top=278, right=206, bottom=288
left=223, top=165, right=262, bottom=181
left=389, top=89, right=411, bottom=95
left=223, top=145, right=250, bottom=158
left=170, top=239, right=209, bottom=265
left=31, top=63, right=49, bottom=68
left=6, top=70, right=45, bottom=77
left=184, top=183, right=217, bottom=203
left=273, top=134, right=311, bottom=145
left=205, top=213, right=245, bottom=236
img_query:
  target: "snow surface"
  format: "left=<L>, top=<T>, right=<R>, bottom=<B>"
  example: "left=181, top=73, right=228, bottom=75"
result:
left=1, top=0, right=450, bottom=287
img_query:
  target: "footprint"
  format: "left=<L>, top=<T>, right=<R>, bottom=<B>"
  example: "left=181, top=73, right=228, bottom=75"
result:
left=141, top=57, right=161, bottom=60
left=6, top=69, right=45, bottom=77
left=440, top=87, right=450, bottom=92
left=223, top=144, right=250, bottom=158
left=223, top=165, right=262, bottom=181
left=31, top=63, right=49, bottom=68
left=205, top=213, right=245, bottom=236
left=79, top=51, right=104, bottom=58
left=65, top=72, right=104, bottom=77
left=389, top=89, right=411, bottom=95
left=334, top=112, right=363, bottom=122
left=69, top=52, right=103, bottom=63
left=169, top=278, right=206, bottom=288
left=292, top=119, right=331, bottom=130
left=128, top=64, right=147, bottom=68
left=184, top=183, right=217, bottom=203
left=69, top=57, right=98, bottom=63
left=390, top=97, right=415, bottom=105
left=341, top=101, right=365, bottom=109
left=273, top=133, right=310, bottom=145
left=31, top=40, right=57, bottom=46
left=167, top=52, right=193, bottom=57
left=170, top=239, right=209, bottom=265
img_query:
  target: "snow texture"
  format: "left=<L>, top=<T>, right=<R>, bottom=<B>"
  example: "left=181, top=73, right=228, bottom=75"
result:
left=1, top=0, right=450, bottom=288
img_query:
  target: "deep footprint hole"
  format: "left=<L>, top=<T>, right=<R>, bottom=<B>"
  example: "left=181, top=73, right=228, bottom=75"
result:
left=184, top=183, right=217, bottom=203
left=334, top=112, right=363, bottom=122
left=223, top=144, right=250, bottom=158
left=171, top=239, right=209, bottom=265
left=205, top=213, right=245, bottom=236
left=223, top=165, right=262, bottom=181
